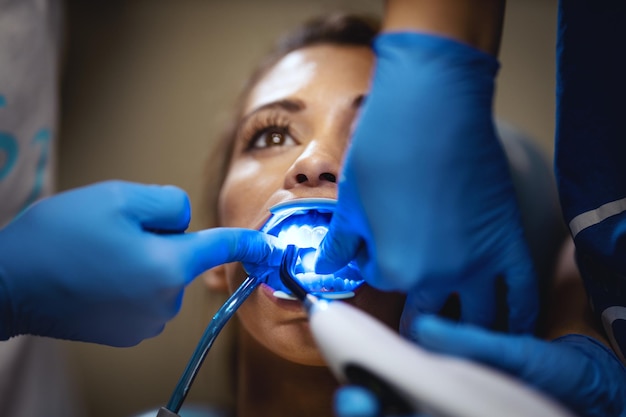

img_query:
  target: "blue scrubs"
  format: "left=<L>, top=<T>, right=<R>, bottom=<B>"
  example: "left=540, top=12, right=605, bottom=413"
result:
left=555, top=0, right=626, bottom=362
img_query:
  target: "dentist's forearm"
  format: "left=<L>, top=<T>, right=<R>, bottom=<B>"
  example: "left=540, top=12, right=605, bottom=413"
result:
left=383, top=0, right=506, bottom=55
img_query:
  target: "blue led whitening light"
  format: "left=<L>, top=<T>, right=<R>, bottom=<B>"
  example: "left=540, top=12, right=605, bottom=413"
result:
left=258, top=198, right=365, bottom=299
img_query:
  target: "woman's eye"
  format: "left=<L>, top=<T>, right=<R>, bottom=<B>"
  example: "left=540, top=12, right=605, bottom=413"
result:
left=250, top=129, right=296, bottom=149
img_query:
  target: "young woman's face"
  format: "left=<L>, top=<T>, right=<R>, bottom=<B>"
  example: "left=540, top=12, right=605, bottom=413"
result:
left=216, top=44, right=405, bottom=366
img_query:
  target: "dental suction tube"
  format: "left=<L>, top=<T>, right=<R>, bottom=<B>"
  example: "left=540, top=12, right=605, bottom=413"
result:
left=160, top=274, right=261, bottom=416
left=159, top=199, right=358, bottom=416
left=279, top=246, right=575, bottom=417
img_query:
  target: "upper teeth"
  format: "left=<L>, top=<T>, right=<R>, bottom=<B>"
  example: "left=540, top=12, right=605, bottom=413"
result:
left=276, top=224, right=328, bottom=249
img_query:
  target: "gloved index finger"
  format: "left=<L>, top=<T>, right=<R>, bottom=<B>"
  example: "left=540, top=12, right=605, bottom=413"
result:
left=178, top=227, right=281, bottom=281
left=411, top=315, right=524, bottom=371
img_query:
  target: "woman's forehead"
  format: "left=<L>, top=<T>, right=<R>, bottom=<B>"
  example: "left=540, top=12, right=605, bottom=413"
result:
left=244, top=44, right=374, bottom=114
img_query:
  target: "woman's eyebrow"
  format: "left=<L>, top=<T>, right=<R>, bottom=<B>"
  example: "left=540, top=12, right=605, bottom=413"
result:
left=241, top=99, right=306, bottom=124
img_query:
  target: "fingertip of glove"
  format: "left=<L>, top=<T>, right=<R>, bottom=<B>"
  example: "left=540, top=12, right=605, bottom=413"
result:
left=125, top=183, right=191, bottom=232
left=314, top=231, right=359, bottom=274
left=314, top=255, right=340, bottom=274
left=334, top=386, right=379, bottom=417
left=314, top=243, right=342, bottom=274
left=267, top=240, right=284, bottom=268
left=409, top=315, right=439, bottom=341
left=410, top=315, right=460, bottom=350
left=158, top=185, right=191, bottom=217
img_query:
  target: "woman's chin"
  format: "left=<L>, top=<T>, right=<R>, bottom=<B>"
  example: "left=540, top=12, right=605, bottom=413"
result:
left=275, top=345, right=328, bottom=367
left=249, top=321, right=328, bottom=367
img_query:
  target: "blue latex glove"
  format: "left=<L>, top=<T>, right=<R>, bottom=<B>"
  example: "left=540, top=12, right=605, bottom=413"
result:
left=408, top=316, right=626, bottom=417
left=334, top=386, right=380, bottom=417
left=334, top=385, right=429, bottom=417
left=316, top=32, right=537, bottom=332
left=0, top=181, right=278, bottom=346
left=335, top=317, right=626, bottom=417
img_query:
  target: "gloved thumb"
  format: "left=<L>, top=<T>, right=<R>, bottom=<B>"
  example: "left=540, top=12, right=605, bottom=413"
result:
left=315, top=212, right=363, bottom=274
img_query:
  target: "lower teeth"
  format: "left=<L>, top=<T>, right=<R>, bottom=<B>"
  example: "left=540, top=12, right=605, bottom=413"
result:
left=272, top=290, right=356, bottom=300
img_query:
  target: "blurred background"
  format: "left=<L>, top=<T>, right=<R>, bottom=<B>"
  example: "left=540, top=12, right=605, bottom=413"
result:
left=57, top=0, right=558, bottom=416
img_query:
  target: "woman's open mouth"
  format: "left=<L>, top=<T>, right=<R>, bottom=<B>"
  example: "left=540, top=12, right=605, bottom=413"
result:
left=255, top=198, right=365, bottom=300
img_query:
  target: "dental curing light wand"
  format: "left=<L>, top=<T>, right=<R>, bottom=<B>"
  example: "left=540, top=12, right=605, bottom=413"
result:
left=279, top=245, right=574, bottom=417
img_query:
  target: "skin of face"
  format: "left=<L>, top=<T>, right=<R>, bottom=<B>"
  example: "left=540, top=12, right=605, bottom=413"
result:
left=214, top=44, right=406, bottom=366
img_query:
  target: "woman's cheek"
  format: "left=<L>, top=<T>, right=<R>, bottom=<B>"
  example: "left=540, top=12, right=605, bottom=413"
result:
left=218, top=160, right=265, bottom=227
left=220, top=156, right=293, bottom=228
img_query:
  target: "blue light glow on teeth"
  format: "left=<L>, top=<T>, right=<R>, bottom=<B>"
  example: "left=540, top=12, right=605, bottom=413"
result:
left=275, top=225, right=328, bottom=250
left=257, top=198, right=364, bottom=300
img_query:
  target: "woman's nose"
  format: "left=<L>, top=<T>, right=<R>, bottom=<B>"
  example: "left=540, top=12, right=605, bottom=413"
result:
left=284, top=141, right=340, bottom=188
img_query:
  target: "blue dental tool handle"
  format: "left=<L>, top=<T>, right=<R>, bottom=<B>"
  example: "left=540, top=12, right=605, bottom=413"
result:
left=164, top=275, right=261, bottom=414
left=278, top=246, right=574, bottom=417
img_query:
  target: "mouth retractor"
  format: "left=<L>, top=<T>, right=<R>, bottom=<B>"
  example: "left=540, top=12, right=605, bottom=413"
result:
left=258, top=199, right=364, bottom=300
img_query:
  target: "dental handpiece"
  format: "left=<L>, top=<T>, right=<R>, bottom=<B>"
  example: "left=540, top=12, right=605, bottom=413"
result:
left=279, top=245, right=575, bottom=417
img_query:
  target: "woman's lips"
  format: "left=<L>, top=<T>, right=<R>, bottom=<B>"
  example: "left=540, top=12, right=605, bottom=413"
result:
left=259, top=283, right=306, bottom=313
left=259, top=281, right=363, bottom=315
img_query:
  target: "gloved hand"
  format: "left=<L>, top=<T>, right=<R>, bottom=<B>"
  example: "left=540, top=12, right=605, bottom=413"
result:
left=316, top=32, right=537, bottom=332
left=334, top=385, right=427, bottom=417
left=0, top=181, right=278, bottom=346
left=408, top=316, right=626, bottom=417
left=334, top=386, right=380, bottom=417
left=335, top=317, right=626, bottom=417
